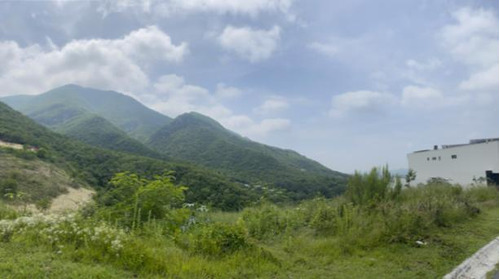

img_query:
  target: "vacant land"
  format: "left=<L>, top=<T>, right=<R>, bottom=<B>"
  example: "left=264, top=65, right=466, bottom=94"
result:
left=0, top=177, right=497, bottom=278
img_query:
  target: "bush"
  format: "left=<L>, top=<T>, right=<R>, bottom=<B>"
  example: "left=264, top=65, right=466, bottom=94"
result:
left=309, top=201, right=357, bottom=237
left=0, top=178, right=18, bottom=198
left=190, top=222, right=250, bottom=256
left=96, top=172, right=187, bottom=229
left=345, top=166, right=394, bottom=206
left=241, top=203, right=300, bottom=240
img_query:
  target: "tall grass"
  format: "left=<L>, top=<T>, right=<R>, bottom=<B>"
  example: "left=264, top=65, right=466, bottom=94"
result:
left=0, top=169, right=497, bottom=278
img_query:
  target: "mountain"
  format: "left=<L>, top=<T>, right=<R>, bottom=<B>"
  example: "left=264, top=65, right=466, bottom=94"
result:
left=53, top=114, right=158, bottom=157
left=2, top=84, right=348, bottom=199
left=0, top=101, right=257, bottom=210
left=149, top=112, right=348, bottom=198
left=2, top=84, right=171, bottom=143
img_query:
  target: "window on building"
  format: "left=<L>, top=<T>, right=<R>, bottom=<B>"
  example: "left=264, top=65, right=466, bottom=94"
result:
left=432, top=157, right=436, bottom=160
left=451, top=155, right=457, bottom=159
left=427, top=157, right=430, bottom=161
left=438, top=156, right=441, bottom=160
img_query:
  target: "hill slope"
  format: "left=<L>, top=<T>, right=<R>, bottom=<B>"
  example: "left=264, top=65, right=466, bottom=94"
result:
left=0, top=101, right=257, bottom=210
left=2, top=85, right=348, bottom=199
left=2, top=84, right=172, bottom=143
left=54, top=114, right=159, bottom=157
left=149, top=112, right=348, bottom=198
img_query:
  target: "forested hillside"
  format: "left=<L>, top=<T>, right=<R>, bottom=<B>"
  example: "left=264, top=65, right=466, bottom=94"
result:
left=2, top=85, right=349, bottom=199
left=54, top=113, right=159, bottom=158
left=0, top=101, right=256, bottom=210
left=2, top=84, right=172, bottom=142
left=149, top=112, right=348, bottom=198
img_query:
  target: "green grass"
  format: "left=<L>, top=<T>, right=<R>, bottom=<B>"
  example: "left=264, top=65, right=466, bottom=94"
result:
left=0, top=242, right=135, bottom=279
left=0, top=185, right=497, bottom=278
left=268, top=205, right=498, bottom=278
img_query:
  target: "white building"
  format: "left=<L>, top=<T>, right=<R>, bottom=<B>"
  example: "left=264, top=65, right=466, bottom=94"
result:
left=407, top=138, right=499, bottom=186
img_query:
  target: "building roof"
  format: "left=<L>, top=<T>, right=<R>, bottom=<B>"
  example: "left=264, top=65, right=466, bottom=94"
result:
left=411, top=138, right=499, bottom=153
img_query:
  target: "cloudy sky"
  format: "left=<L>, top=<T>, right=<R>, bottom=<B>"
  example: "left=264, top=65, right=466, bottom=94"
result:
left=0, top=0, right=498, bottom=173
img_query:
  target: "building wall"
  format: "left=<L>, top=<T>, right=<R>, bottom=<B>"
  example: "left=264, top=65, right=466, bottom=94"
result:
left=407, top=141, right=499, bottom=186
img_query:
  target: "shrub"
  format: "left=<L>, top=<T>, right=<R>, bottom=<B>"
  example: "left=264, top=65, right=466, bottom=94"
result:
left=97, top=172, right=187, bottom=229
left=345, top=166, right=394, bottom=206
left=309, top=201, right=357, bottom=237
left=241, top=203, right=300, bottom=240
left=190, top=222, right=250, bottom=256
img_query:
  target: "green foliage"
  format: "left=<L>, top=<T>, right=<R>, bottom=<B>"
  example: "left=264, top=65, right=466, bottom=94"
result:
left=56, top=114, right=160, bottom=157
left=0, top=201, right=17, bottom=220
left=35, top=198, right=52, bottom=212
left=2, top=84, right=172, bottom=143
left=148, top=112, right=349, bottom=200
left=241, top=203, right=300, bottom=240
left=1, top=86, right=350, bottom=204
left=0, top=101, right=261, bottom=210
left=0, top=178, right=18, bottom=198
left=405, top=168, right=416, bottom=187
left=189, top=222, right=250, bottom=256
left=0, top=180, right=497, bottom=278
left=345, top=166, right=394, bottom=205
left=97, top=172, right=187, bottom=229
left=308, top=199, right=357, bottom=237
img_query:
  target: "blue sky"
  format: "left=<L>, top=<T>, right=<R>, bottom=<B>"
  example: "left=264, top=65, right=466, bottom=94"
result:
left=0, top=0, right=498, bottom=173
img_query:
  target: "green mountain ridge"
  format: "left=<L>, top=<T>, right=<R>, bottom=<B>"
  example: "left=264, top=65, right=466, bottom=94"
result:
left=55, top=114, right=159, bottom=157
left=0, top=101, right=257, bottom=210
left=149, top=112, right=348, bottom=198
left=2, top=84, right=172, bottom=142
left=2, top=84, right=348, bottom=199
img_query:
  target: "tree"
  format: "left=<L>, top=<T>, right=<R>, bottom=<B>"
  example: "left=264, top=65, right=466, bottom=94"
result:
left=98, top=171, right=188, bottom=228
left=345, top=166, right=392, bottom=205
left=405, top=169, right=416, bottom=187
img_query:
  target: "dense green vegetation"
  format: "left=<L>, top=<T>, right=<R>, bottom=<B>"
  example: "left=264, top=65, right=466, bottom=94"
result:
left=0, top=101, right=259, bottom=210
left=0, top=169, right=497, bottom=278
left=55, top=114, right=160, bottom=157
left=2, top=85, right=348, bottom=200
left=149, top=112, right=348, bottom=199
left=2, top=84, right=172, bottom=143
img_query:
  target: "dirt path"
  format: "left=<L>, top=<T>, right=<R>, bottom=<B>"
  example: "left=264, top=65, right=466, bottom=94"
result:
left=49, top=187, right=94, bottom=213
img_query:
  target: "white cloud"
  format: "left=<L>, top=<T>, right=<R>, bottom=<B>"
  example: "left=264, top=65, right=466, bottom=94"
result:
left=218, top=25, right=281, bottom=63
left=147, top=75, right=289, bottom=138
left=440, top=7, right=498, bottom=68
left=308, top=42, right=338, bottom=57
left=0, top=26, right=188, bottom=96
left=401, top=85, right=445, bottom=108
left=403, top=58, right=443, bottom=85
left=459, top=64, right=499, bottom=92
left=330, top=90, right=397, bottom=117
left=406, top=58, right=442, bottom=72
left=98, top=0, right=294, bottom=18
left=215, top=83, right=243, bottom=99
left=307, top=36, right=371, bottom=61
left=119, top=26, right=188, bottom=64
left=440, top=7, right=498, bottom=93
left=254, top=96, right=289, bottom=115
left=222, top=116, right=291, bottom=138
left=150, top=74, right=233, bottom=119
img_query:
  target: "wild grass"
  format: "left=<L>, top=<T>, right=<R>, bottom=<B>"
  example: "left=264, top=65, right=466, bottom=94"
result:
left=0, top=170, right=497, bottom=278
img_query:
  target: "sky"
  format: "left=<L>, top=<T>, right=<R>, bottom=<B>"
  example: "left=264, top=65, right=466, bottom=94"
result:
left=0, top=0, right=498, bottom=173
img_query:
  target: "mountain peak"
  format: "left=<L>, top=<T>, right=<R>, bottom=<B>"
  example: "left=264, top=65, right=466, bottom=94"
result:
left=175, top=112, right=226, bottom=131
left=57, top=83, right=83, bottom=90
left=1, top=85, right=173, bottom=143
